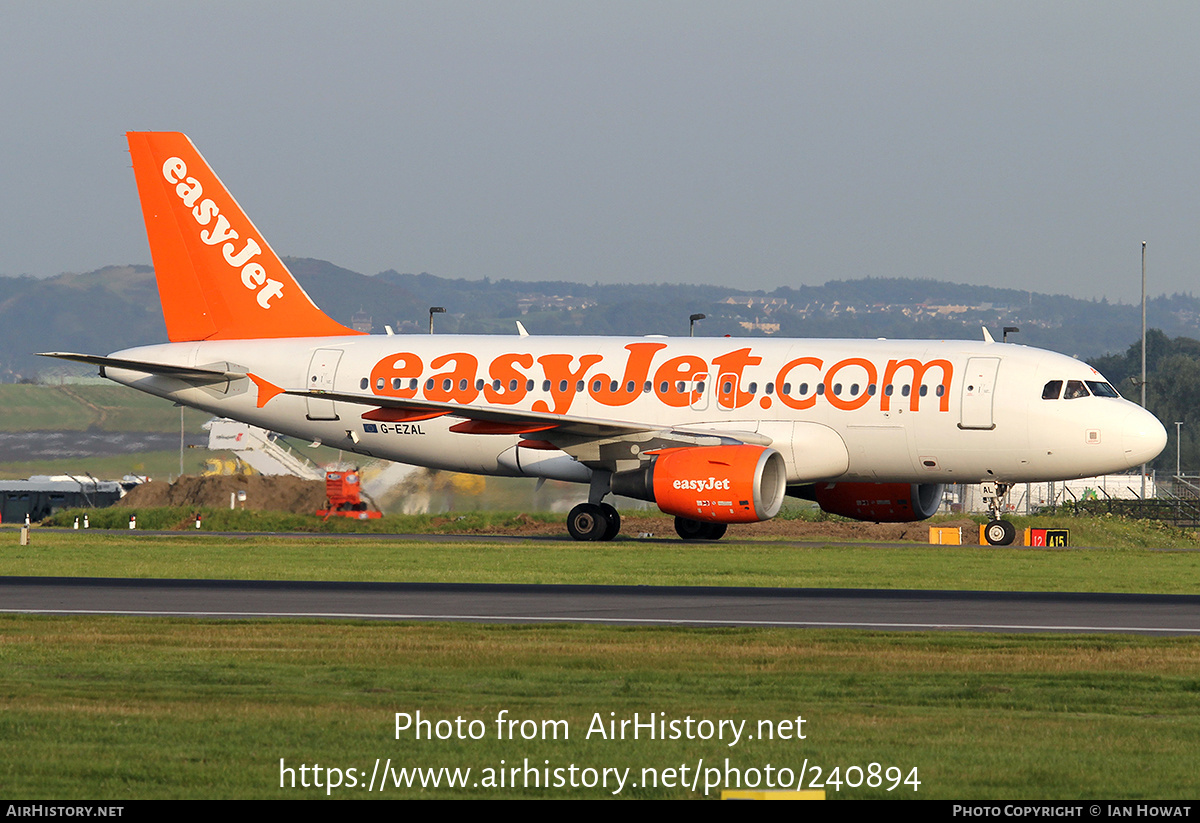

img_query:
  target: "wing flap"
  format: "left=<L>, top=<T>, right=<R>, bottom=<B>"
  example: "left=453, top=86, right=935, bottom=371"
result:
left=282, top=389, right=771, bottom=459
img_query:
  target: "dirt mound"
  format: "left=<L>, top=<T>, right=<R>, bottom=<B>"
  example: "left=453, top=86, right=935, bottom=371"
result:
left=119, top=475, right=326, bottom=513
left=116, top=476, right=976, bottom=543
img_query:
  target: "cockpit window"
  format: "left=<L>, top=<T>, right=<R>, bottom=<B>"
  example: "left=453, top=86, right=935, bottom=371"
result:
left=1063, top=380, right=1090, bottom=400
left=1086, top=381, right=1120, bottom=398
left=1042, top=380, right=1062, bottom=400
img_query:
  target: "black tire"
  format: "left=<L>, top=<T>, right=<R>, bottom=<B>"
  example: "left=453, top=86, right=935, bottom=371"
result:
left=676, top=516, right=728, bottom=540
left=704, top=522, right=728, bottom=541
left=984, top=519, right=1016, bottom=546
left=599, top=503, right=621, bottom=541
left=567, top=503, right=609, bottom=541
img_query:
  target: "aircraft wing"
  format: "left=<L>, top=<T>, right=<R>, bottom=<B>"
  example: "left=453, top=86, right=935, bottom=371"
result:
left=37, top=352, right=243, bottom=381
left=283, top=387, right=770, bottom=466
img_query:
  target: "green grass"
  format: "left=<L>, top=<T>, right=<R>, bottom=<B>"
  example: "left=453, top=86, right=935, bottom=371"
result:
left=0, top=383, right=212, bottom=432
left=1, top=617, right=1197, bottom=799
left=7, top=504, right=1200, bottom=799
left=6, top=527, right=1200, bottom=593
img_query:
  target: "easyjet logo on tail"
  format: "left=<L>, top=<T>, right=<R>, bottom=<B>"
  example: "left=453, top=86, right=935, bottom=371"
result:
left=161, top=157, right=284, bottom=309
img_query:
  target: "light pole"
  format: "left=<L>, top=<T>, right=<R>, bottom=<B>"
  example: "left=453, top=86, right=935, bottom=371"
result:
left=1141, top=242, right=1147, bottom=498
left=689, top=313, right=706, bottom=337
left=429, top=306, right=445, bottom=334
left=1176, top=421, right=1183, bottom=479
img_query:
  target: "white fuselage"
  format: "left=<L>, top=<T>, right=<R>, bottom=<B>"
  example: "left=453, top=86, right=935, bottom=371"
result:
left=101, top=334, right=1168, bottom=488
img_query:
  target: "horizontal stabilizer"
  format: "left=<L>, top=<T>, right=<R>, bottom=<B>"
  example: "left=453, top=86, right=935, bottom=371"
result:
left=37, top=352, right=240, bottom=381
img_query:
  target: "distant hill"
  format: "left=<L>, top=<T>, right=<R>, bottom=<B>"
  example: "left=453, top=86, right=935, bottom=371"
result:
left=8, top=258, right=1200, bottom=381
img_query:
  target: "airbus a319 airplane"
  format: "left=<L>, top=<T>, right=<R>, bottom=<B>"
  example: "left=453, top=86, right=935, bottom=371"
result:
left=44, top=132, right=1168, bottom=544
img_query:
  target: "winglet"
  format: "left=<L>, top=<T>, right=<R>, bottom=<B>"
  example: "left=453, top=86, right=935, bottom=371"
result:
left=248, top=372, right=285, bottom=408
left=126, top=132, right=363, bottom=341
left=516, top=321, right=530, bottom=337
left=982, top=326, right=995, bottom=344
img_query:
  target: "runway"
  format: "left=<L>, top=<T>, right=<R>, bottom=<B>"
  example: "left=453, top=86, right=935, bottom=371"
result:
left=3, top=576, right=1200, bottom=634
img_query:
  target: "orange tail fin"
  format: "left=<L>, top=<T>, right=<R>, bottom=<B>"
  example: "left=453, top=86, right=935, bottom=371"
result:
left=126, top=132, right=362, bottom=341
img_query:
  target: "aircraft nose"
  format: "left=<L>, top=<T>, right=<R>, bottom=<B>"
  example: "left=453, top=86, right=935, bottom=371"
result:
left=1122, top=406, right=1168, bottom=467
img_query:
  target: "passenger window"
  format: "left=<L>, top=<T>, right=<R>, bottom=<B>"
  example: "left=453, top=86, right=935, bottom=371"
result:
left=1063, top=380, right=1090, bottom=399
left=1042, top=380, right=1062, bottom=400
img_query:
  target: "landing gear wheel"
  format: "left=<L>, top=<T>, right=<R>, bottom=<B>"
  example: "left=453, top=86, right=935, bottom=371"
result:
left=675, top=517, right=707, bottom=540
left=567, top=503, right=609, bottom=542
left=984, top=519, right=1016, bottom=546
left=675, top=517, right=727, bottom=541
left=599, top=503, right=621, bottom=541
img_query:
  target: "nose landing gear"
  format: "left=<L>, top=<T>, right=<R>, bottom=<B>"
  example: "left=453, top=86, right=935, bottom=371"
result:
left=981, top=481, right=1016, bottom=546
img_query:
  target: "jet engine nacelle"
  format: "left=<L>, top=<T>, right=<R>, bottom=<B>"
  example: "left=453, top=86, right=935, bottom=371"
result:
left=811, top=481, right=945, bottom=522
left=611, top=445, right=787, bottom=523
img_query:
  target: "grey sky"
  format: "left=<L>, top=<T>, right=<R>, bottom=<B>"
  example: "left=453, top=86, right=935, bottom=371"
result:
left=2, top=1, right=1197, bottom=303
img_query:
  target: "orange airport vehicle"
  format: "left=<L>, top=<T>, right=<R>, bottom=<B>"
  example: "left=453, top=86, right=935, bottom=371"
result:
left=316, top=469, right=382, bottom=520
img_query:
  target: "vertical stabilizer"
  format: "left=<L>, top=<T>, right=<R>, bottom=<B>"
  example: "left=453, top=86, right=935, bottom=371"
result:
left=126, top=132, right=362, bottom=341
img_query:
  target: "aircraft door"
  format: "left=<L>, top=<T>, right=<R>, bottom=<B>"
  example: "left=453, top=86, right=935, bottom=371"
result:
left=960, top=356, right=1000, bottom=430
left=690, top=373, right=710, bottom=411
left=306, top=348, right=343, bottom=421
left=716, top=373, right=740, bottom=410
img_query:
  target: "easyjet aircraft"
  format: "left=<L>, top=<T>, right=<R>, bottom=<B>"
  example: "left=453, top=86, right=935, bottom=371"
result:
left=43, top=132, right=1168, bottom=545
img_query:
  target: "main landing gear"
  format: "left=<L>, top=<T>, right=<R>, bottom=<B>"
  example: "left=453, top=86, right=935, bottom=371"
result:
left=981, top=481, right=1016, bottom=546
left=674, top=517, right=727, bottom=541
left=565, top=505, right=730, bottom=542
left=566, top=502, right=621, bottom=542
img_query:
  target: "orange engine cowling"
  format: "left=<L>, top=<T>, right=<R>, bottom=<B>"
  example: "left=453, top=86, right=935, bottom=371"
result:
left=611, top=445, right=787, bottom=523
left=811, top=482, right=944, bottom=522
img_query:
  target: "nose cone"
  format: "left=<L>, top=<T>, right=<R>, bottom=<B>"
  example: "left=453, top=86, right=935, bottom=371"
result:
left=1123, top=406, right=1168, bottom=467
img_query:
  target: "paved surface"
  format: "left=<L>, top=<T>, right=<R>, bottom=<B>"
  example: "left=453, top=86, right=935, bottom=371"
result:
left=3, top=576, right=1199, bottom=634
